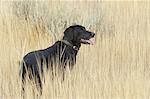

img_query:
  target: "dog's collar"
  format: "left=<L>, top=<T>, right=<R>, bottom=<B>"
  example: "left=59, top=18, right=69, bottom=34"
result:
left=60, top=40, right=79, bottom=51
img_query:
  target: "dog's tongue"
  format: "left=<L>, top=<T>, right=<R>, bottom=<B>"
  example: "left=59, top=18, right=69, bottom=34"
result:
left=81, top=39, right=94, bottom=45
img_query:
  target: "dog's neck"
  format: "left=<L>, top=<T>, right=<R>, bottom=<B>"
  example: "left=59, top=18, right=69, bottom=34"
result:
left=61, top=39, right=80, bottom=51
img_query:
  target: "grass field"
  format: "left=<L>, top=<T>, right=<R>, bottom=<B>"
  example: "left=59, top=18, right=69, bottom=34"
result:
left=0, top=1, right=150, bottom=99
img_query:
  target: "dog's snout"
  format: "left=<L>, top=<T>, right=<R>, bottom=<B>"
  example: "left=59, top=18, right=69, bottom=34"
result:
left=91, top=32, right=95, bottom=37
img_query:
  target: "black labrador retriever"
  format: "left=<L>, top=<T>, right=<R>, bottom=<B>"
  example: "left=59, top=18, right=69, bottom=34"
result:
left=19, top=25, right=95, bottom=92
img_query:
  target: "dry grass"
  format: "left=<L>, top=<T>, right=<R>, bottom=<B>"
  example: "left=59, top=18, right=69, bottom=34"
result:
left=0, top=1, right=150, bottom=99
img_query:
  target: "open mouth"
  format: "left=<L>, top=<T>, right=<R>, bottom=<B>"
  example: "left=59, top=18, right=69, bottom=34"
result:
left=80, top=38, right=94, bottom=45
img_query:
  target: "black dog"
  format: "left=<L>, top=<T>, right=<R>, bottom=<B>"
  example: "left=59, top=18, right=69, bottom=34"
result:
left=19, top=25, right=95, bottom=92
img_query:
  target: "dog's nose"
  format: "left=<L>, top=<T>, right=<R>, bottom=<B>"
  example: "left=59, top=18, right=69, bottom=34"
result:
left=91, top=33, right=95, bottom=37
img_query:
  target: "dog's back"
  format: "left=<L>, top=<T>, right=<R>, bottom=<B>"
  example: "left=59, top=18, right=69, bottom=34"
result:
left=20, top=41, right=59, bottom=78
left=20, top=40, right=77, bottom=84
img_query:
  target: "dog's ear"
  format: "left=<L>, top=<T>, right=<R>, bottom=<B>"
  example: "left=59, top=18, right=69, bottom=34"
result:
left=63, top=27, right=74, bottom=41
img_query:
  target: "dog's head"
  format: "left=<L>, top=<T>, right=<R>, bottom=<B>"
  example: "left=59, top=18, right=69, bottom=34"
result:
left=63, top=25, right=95, bottom=47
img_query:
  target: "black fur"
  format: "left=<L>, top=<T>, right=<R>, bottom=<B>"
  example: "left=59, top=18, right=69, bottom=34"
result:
left=19, top=25, right=95, bottom=93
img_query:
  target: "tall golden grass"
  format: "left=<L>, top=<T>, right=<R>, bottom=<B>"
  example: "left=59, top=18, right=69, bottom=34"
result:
left=0, top=1, right=150, bottom=99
